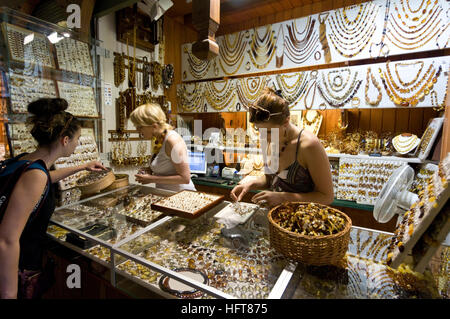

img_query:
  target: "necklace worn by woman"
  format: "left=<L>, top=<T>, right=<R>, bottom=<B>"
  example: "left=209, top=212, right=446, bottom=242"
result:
left=151, top=129, right=168, bottom=162
left=272, top=128, right=299, bottom=174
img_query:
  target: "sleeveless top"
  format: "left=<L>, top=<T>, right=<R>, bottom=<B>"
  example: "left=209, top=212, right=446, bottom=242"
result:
left=150, top=130, right=196, bottom=192
left=264, top=129, right=315, bottom=193
left=0, top=153, right=55, bottom=270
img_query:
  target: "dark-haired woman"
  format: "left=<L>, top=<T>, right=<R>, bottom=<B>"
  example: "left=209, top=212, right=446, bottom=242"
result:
left=0, top=98, right=105, bottom=299
left=231, top=88, right=334, bottom=207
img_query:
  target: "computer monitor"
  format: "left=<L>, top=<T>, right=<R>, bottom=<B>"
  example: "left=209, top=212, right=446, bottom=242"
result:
left=188, top=151, right=207, bottom=175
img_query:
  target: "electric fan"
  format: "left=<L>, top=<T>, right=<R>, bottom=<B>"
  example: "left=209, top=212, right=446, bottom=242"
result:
left=373, top=165, right=419, bottom=223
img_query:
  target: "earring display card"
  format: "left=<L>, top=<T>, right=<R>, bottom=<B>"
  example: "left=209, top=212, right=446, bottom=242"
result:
left=415, top=117, right=444, bottom=161
left=7, top=122, right=38, bottom=155
left=9, top=72, right=57, bottom=113
left=2, top=23, right=55, bottom=69
left=57, top=81, right=98, bottom=117
left=356, top=159, right=404, bottom=205
left=55, top=128, right=100, bottom=190
left=55, top=37, right=94, bottom=76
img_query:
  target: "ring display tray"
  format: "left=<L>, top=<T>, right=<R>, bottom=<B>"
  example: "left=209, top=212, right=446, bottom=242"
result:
left=151, top=190, right=224, bottom=219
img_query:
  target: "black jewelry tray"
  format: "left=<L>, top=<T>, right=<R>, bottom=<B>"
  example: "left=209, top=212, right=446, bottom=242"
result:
left=66, top=223, right=116, bottom=249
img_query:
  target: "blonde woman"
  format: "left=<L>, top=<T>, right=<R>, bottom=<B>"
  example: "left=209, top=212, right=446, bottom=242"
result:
left=130, top=103, right=196, bottom=191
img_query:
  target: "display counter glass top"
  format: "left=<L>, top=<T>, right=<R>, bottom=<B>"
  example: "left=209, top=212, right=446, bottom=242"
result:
left=50, top=185, right=173, bottom=247
left=47, top=185, right=446, bottom=299
left=115, top=205, right=290, bottom=299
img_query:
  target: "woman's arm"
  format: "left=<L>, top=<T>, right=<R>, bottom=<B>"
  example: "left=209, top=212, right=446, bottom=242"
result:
left=0, top=170, right=47, bottom=299
left=49, top=161, right=106, bottom=183
left=135, top=134, right=191, bottom=185
left=230, top=175, right=268, bottom=202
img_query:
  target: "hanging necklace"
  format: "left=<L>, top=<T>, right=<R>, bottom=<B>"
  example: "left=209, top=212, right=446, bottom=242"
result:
left=127, top=28, right=137, bottom=88
left=318, top=12, right=332, bottom=63
left=248, top=26, right=277, bottom=69
left=303, top=110, right=320, bottom=125
left=236, top=76, right=267, bottom=107
left=184, top=46, right=212, bottom=79
left=284, top=17, right=319, bottom=64
left=365, top=67, right=382, bottom=106
left=219, top=32, right=247, bottom=75
left=114, top=53, right=125, bottom=87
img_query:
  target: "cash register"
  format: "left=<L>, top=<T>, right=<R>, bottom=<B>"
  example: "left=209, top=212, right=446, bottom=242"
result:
left=189, top=151, right=227, bottom=185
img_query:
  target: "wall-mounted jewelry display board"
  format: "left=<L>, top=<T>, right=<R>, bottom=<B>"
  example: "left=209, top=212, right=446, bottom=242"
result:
left=181, top=0, right=450, bottom=81
left=177, top=55, right=449, bottom=112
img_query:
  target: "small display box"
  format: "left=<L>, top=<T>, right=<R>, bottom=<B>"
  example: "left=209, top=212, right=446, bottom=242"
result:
left=151, top=190, right=224, bottom=219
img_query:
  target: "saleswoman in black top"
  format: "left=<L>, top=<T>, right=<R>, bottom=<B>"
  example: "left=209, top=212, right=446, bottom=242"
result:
left=0, top=98, right=105, bottom=299
left=231, top=88, right=334, bottom=207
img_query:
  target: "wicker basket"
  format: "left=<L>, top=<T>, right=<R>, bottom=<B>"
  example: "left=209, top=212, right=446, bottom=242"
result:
left=268, top=202, right=352, bottom=266
left=76, top=169, right=115, bottom=196
left=104, top=174, right=129, bottom=191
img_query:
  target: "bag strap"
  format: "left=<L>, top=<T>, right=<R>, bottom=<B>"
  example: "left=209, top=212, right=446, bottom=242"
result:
left=0, top=159, right=51, bottom=223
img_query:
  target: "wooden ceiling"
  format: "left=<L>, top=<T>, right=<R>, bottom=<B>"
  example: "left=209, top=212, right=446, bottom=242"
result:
left=165, top=0, right=361, bottom=36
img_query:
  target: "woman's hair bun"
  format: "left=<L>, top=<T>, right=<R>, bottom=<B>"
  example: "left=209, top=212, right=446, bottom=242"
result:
left=27, top=98, right=68, bottom=116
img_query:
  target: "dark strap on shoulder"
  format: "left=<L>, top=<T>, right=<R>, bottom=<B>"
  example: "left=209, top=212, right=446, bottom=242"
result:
left=0, top=158, right=51, bottom=224
left=294, top=129, right=304, bottom=159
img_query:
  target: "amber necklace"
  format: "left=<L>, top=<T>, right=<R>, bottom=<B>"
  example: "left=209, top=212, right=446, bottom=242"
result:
left=284, top=17, right=319, bottom=64
left=204, top=80, right=237, bottom=111
left=303, top=71, right=318, bottom=110
left=236, top=76, right=267, bottom=107
left=365, top=67, right=382, bottom=107
left=219, top=32, right=247, bottom=75
left=184, top=46, right=211, bottom=79
left=248, top=26, right=276, bottom=69
left=178, top=82, right=204, bottom=112
left=275, top=72, right=308, bottom=106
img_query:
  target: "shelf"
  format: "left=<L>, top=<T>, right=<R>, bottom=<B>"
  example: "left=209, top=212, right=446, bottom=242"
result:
left=326, top=153, right=424, bottom=163
left=186, top=144, right=432, bottom=164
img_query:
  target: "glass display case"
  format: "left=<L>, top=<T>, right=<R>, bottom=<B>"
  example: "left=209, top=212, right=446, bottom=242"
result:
left=47, top=184, right=446, bottom=299
left=0, top=6, right=103, bottom=161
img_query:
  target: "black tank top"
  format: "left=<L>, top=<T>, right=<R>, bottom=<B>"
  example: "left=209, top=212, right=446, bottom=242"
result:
left=1, top=153, right=55, bottom=270
left=265, top=129, right=315, bottom=193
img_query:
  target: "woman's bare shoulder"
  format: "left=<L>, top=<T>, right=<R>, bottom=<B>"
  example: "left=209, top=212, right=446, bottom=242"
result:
left=300, top=129, right=321, bottom=149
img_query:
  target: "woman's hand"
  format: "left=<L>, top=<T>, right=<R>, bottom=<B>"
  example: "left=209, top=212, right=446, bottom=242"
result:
left=230, top=183, right=251, bottom=202
left=251, top=190, right=284, bottom=207
left=84, top=161, right=106, bottom=172
left=135, top=173, right=156, bottom=184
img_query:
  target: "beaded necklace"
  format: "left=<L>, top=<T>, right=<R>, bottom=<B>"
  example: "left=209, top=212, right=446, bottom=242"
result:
left=385, top=61, right=433, bottom=94
left=204, top=80, right=237, bottom=111
left=284, top=17, right=319, bottom=64
left=178, top=83, right=204, bottom=112
left=248, top=26, right=276, bottom=69
left=365, top=67, right=382, bottom=107
left=219, top=32, right=247, bottom=75
left=236, top=76, right=267, bottom=107
left=318, top=70, right=362, bottom=108
left=379, top=63, right=441, bottom=107
left=275, top=72, right=309, bottom=107
left=303, top=71, right=318, bottom=110
left=184, top=46, right=211, bottom=79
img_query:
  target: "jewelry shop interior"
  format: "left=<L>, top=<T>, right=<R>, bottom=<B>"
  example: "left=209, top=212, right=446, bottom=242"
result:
left=0, top=0, right=449, bottom=299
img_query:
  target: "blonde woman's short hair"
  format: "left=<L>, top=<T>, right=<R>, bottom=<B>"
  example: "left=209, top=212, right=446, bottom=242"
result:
left=130, top=103, right=173, bottom=130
